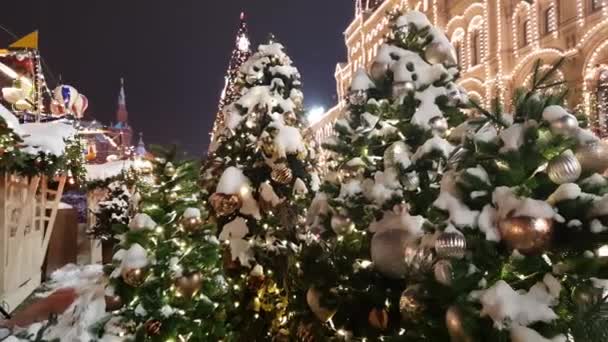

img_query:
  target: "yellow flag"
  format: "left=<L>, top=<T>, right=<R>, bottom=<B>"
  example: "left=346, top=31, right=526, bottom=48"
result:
left=10, top=31, right=38, bottom=49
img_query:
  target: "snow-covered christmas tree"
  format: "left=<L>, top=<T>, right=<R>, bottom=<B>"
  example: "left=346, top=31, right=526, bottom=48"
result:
left=289, top=11, right=470, bottom=340
left=206, top=38, right=317, bottom=339
left=103, top=147, right=231, bottom=341
left=88, top=181, right=132, bottom=242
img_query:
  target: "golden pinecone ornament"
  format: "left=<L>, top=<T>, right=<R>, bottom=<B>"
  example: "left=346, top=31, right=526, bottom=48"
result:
left=210, top=193, right=242, bottom=217
left=175, top=272, right=203, bottom=299
left=121, top=267, right=146, bottom=287
left=145, top=320, right=162, bottom=336
left=271, top=164, right=293, bottom=184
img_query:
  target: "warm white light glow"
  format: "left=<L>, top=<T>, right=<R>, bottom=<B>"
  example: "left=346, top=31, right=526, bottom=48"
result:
left=308, top=106, right=326, bottom=125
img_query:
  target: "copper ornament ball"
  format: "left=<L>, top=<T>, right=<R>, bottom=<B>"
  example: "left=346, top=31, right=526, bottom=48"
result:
left=399, top=285, right=426, bottom=321
left=210, top=192, right=242, bottom=217
left=145, top=320, right=162, bottom=336
left=121, top=267, right=147, bottom=287
left=182, top=216, right=203, bottom=233
left=306, top=287, right=337, bottom=322
left=104, top=294, right=123, bottom=311
left=368, top=307, right=389, bottom=331
left=434, top=259, right=454, bottom=286
left=445, top=306, right=473, bottom=342
left=498, top=216, right=554, bottom=255
left=575, top=141, right=608, bottom=174
left=175, top=272, right=203, bottom=299
left=370, top=61, right=389, bottom=81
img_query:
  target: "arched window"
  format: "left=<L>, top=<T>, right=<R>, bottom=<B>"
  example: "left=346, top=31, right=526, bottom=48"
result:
left=455, top=41, right=463, bottom=69
left=545, top=6, right=557, bottom=34
left=471, top=30, right=481, bottom=66
left=521, top=19, right=531, bottom=47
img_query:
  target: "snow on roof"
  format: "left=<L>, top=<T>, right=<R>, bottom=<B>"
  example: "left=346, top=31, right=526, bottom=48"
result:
left=20, top=120, right=78, bottom=156
left=85, top=160, right=135, bottom=181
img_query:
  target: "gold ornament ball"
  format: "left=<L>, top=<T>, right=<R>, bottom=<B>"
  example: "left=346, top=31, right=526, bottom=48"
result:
left=445, top=306, right=473, bottom=342
left=575, top=141, right=608, bottom=174
left=498, top=216, right=554, bottom=255
left=271, top=164, right=293, bottom=185
left=547, top=151, right=582, bottom=184
left=182, top=216, right=203, bottom=233
left=434, top=260, right=454, bottom=286
left=260, top=136, right=276, bottom=157
left=175, top=272, right=203, bottom=299
left=164, top=163, right=177, bottom=177
left=368, top=308, right=389, bottom=331
left=145, top=320, right=162, bottom=336
left=399, top=285, right=426, bottom=321
left=104, top=294, right=123, bottom=311
left=284, top=111, right=298, bottom=126
left=306, top=287, right=337, bottom=322
left=121, top=267, right=147, bottom=287
left=435, top=232, right=467, bottom=259
left=166, top=191, right=179, bottom=204
left=331, top=215, right=353, bottom=235
left=210, top=193, right=242, bottom=217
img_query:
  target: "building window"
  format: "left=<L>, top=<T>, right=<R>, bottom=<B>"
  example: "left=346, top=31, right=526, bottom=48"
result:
left=592, top=0, right=605, bottom=12
left=596, top=68, right=608, bottom=137
left=545, top=6, right=557, bottom=34
left=471, top=31, right=481, bottom=66
left=520, top=19, right=531, bottom=48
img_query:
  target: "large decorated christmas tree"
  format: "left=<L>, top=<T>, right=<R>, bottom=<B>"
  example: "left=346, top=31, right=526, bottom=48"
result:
left=206, top=38, right=316, bottom=339
left=104, top=147, right=231, bottom=341
left=290, top=11, right=469, bottom=340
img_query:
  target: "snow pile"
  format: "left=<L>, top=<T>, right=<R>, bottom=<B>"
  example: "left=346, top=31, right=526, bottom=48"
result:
left=0, top=103, right=22, bottom=135
left=216, top=167, right=260, bottom=218
left=510, top=325, right=566, bottom=342
left=219, top=217, right=254, bottom=267
left=433, top=171, right=479, bottom=228
left=493, top=187, right=560, bottom=221
left=546, top=183, right=581, bottom=205
left=5, top=264, right=128, bottom=342
left=268, top=112, right=306, bottom=157
left=479, top=280, right=558, bottom=329
left=183, top=207, right=201, bottom=219
left=369, top=205, right=425, bottom=236
left=128, top=213, right=157, bottom=230
left=110, top=243, right=149, bottom=278
left=412, top=137, right=455, bottom=161
left=85, top=160, right=135, bottom=181
left=20, top=120, right=77, bottom=156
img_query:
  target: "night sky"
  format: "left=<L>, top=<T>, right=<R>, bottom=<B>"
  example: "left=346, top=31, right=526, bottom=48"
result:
left=0, top=1, right=354, bottom=156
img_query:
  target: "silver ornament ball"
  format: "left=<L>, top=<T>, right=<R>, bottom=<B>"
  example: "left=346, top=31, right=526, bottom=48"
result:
left=348, top=89, right=368, bottom=106
left=425, top=42, right=457, bottom=65
left=547, top=151, right=582, bottom=184
left=403, top=172, right=420, bottom=191
left=434, top=259, right=454, bottom=286
left=435, top=232, right=467, bottom=259
left=371, top=230, right=433, bottom=279
left=550, top=114, right=578, bottom=136
left=392, top=81, right=415, bottom=99
left=575, top=141, right=608, bottom=174
left=429, top=116, right=449, bottom=137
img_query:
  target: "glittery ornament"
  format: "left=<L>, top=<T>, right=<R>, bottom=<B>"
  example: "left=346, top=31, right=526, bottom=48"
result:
left=175, top=272, right=203, bottom=299
left=445, top=306, right=473, bottom=342
left=271, top=164, right=293, bottom=184
left=435, top=232, right=467, bottom=259
left=121, top=267, right=146, bottom=287
left=370, top=61, right=389, bottom=81
left=368, top=308, right=389, bottom=331
left=260, top=135, right=276, bottom=158
left=284, top=111, right=298, bottom=126
left=296, top=322, right=315, bottom=342
left=550, top=114, right=578, bottom=136
left=371, top=230, right=434, bottom=279
left=399, top=285, right=426, bottom=321
left=105, top=294, right=123, bottom=311
left=306, top=287, right=337, bottom=322
left=348, top=89, right=368, bottom=106
left=575, top=141, right=608, bottom=174
left=182, top=216, right=203, bottom=234
left=164, top=163, right=176, bottom=177
left=498, top=216, right=554, bottom=255
left=331, top=215, right=353, bottom=235
left=547, top=151, right=581, bottom=184
left=210, top=193, right=242, bottom=217
left=434, top=259, right=454, bottom=286
left=429, top=116, right=449, bottom=137
left=145, top=320, right=162, bottom=336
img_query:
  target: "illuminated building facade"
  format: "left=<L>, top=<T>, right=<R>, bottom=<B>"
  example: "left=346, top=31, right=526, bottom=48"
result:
left=312, top=0, right=608, bottom=141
